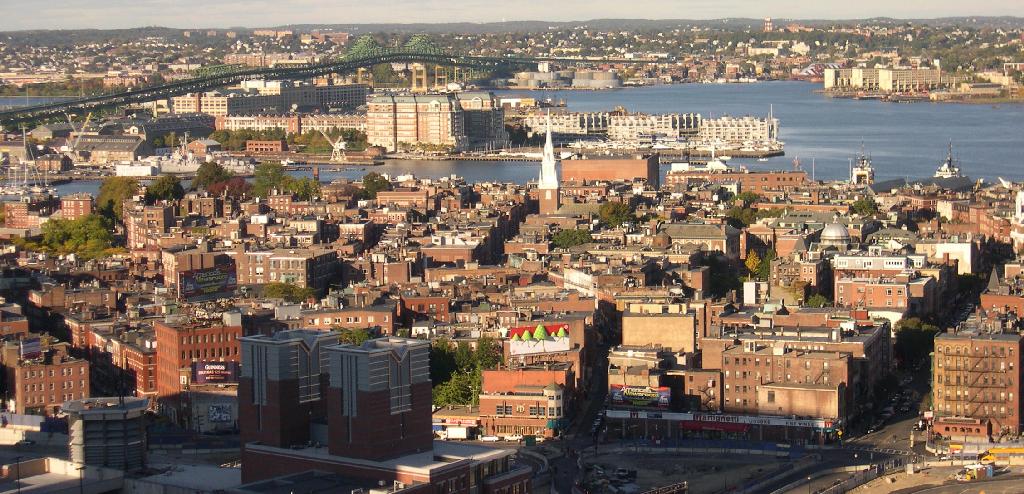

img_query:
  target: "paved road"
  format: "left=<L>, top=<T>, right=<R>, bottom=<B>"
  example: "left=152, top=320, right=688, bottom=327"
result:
left=549, top=337, right=610, bottom=494
left=910, top=478, right=1024, bottom=494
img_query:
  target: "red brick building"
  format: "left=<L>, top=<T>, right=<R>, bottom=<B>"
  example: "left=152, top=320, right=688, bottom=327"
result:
left=60, top=193, right=94, bottom=221
left=561, top=155, right=660, bottom=187
left=477, top=366, right=574, bottom=438
left=3, top=342, right=89, bottom=415
left=154, top=315, right=242, bottom=423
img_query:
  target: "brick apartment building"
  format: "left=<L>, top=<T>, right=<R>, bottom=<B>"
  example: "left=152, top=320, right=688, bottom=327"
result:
left=60, top=193, right=94, bottom=221
left=477, top=365, right=574, bottom=438
left=231, top=246, right=338, bottom=291
left=238, top=332, right=532, bottom=493
left=154, top=313, right=242, bottom=424
left=2, top=342, right=89, bottom=415
left=932, top=331, right=1023, bottom=436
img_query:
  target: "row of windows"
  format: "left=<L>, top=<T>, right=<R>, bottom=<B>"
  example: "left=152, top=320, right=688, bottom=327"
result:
left=23, top=366, right=86, bottom=379
left=24, top=380, right=85, bottom=392
left=182, top=347, right=237, bottom=360
left=23, top=392, right=85, bottom=404
left=937, top=345, right=1012, bottom=357
left=181, top=333, right=235, bottom=345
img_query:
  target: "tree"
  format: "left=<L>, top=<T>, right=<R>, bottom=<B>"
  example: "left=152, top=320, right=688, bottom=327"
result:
left=733, top=191, right=762, bottom=206
left=454, top=341, right=474, bottom=371
left=145, top=175, right=184, bottom=203
left=744, top=250, right=762, bottom=279
left=193, top=162, right=233, bottom=190
left=252, top=162, right=290, bottom=198
left=757, top=249, right=776, bottom=281
left=851, top=197, right=879, bottom=216
left=432, top=371, right=475, bottom=407
left=894, top=317, right=940, bottom=369
left=359, top=172, right=391, bottom=199
left=599, top=201, right=633, bottom=227
left=552, top=229, right=593, bottom=249
left=97, top=176, right=139, bottom=221
left=263, top=282, right=315, bottom=303
left=338, top=328, right=371, bottom=346
left=474, top=336, right=502, bottom=371
left=288, top=176, right=321, bottom=201
left=429, top=338, right=458, bottom=383
left=207, top=176, right=251, bottom=198
left=805, top=294, right=830, bottom=308
left=39, top=214, right=115, bottom=259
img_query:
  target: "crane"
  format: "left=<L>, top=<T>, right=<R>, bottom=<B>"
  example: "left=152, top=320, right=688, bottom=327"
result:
left=62, top=111, right=93, bottom=159
left=318, top=130, right=347, bottom=162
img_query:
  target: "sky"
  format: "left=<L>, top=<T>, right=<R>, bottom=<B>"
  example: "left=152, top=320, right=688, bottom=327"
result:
left=3, top=0, right=1024, bottom=30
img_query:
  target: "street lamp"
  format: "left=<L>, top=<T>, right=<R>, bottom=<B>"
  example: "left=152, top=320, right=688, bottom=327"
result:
left=806, top=475, right=812, bottom=494
left=77, top=465, right=85, bottom=494
left=13, top=456, right=22, bottom=494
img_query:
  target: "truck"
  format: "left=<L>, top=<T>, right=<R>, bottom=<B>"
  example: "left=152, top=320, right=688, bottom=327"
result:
left=445, top=427, right=469, bottom=441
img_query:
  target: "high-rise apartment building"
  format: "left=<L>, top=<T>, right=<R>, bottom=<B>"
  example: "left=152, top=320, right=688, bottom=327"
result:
left=367, top=94, right=468, bottom=152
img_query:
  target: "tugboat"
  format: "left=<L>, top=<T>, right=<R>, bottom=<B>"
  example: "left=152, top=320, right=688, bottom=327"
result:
left=934, top=141, right=962, bottom=179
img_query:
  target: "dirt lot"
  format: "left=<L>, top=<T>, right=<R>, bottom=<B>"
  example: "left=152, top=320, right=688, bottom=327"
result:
left=582, top=452, right=789, bottom=494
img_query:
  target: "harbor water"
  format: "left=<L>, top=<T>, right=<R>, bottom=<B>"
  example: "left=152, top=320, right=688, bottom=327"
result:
left=49, top=81, right=1024, bottom=196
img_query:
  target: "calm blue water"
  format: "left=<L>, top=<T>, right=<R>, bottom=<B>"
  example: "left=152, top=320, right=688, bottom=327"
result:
left=52, top=81, right=1024, bottom=197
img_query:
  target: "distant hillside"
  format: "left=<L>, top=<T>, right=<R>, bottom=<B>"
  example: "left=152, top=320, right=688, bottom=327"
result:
left=2, top=17, right=1023, bottom=41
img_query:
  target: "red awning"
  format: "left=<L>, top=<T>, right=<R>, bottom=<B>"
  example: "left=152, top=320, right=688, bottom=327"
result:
left=679, top=420, right=750, bottom=433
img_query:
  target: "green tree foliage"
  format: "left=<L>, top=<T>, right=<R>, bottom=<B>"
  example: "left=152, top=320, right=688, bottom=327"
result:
left=805, top=294, right=831, bottom=308
left=97, top=176, right=139, bottom=221
left=289, top=177, right=321, bottom=201
left=432, top=371, right=476, bottom=407
left=725, top=205, right=784, bottom=228
left=851, top=197, right=879, bottom=216
left=263, top=282, right=315, bottom=303
left=552, top=229, right=593, bottom=249
left=252, top=162, right=289, bottom=198
left=474, top=337, right=502, bottom=371
left=288, top=129, right=368, bottom=153
left=733, top=192, right=762, bottom=206
left=598, top=201, right=634, bottom=227
left=39, top=214, right=115, bottom=259
left=145, top=175, right=185, bottom=203
left=757, top=250, right=776, bottom=281
left=429, top=338, right=459, bottom=383
left=251, top=162, right=321, bottom=199
left=894, top=317, right=940, bottom=369
left=208, top=129, right=286, bottom=151
left=359, top=172, right=391, bottom=199
left=338, top=328, right=371, bottom=346
left=193, top=162, right=233, bottom=190
left=431, top=337, right=504, bottom=407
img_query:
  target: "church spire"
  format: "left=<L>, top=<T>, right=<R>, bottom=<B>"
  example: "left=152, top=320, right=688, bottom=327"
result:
left=539, top=111, right=558, bottom=190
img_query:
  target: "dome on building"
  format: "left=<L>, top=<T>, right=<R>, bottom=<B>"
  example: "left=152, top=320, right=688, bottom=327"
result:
left=651, top=231, right=673, bottom=250
left=821, top=223, right=852, bottom=247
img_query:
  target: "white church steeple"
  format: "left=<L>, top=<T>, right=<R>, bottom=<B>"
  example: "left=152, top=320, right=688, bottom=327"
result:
left=539, top=112, right=559, bottom=190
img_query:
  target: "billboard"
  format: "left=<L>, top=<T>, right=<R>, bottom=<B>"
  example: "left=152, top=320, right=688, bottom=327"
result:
left=191, top=361, right=239, bottom=384
left=178, top=262, right=237, bottom=301
left=19, top=337, right=42, bottom=360
left=610, top=384, right=670, bottom=409
left=507, top=323, right=571, bottom=356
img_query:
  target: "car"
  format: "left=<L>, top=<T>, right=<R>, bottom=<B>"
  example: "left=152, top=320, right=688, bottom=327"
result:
left=504, top=434, right=524, bottom=442
left=480, top=436, right=500, bottom=442
left=15, top=439, right=35, bottom=446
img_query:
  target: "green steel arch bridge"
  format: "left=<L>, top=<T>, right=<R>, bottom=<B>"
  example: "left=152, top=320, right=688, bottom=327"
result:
left=0, top=47, right=641, bottom=125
